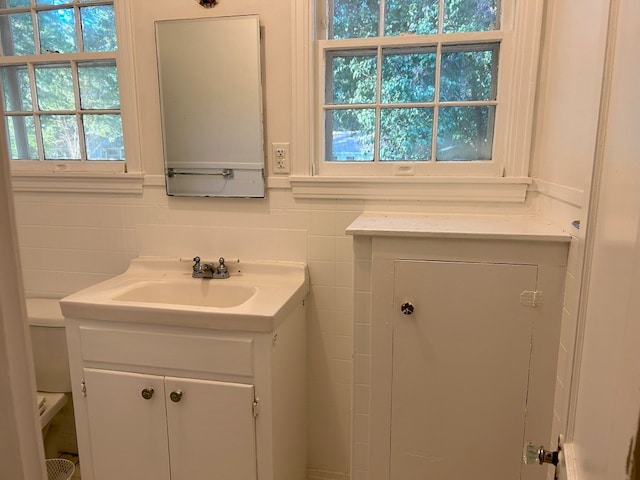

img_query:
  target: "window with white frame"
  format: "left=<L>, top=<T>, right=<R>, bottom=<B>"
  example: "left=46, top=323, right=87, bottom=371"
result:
left=308, top=0, right=543, bottom=182
left=0, top=0, right=126, bottom=173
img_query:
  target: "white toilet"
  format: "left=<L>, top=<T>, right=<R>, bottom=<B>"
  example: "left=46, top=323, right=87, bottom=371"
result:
left=26, top=298, right=76, bottom=457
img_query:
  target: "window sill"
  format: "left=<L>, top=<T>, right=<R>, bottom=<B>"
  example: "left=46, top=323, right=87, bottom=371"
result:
left=10, top=171, right=144, bottom=195
left=287, top=176, right=532, bottom=202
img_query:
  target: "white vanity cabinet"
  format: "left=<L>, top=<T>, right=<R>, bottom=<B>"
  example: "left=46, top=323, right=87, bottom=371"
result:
left=347, top=214, right=571, bottom=480
left=64, top=302, right=306, bottom=480
left=82, top=369, right=256, bottom=480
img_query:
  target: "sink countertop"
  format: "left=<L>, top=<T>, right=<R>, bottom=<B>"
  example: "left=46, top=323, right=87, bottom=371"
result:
left=346, top=213, right=572, bottom=242
left=60, top=257, right=309, bottom=333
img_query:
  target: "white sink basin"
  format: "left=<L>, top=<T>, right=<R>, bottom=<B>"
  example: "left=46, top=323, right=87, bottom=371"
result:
left=113, top=281, right=256, bottom=308
left=60, top=257, right=308, bottom=332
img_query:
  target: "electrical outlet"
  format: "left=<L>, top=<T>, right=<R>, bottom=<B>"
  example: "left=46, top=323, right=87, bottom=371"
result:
left=272, top=142, right=290, bottom=174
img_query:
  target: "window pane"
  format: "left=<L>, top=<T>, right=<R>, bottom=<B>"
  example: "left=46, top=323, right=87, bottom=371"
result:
left=326, top=108, right=375, bottom=161
left=0, top=13, right=36, bottom=55
left=35, top=64, right=75, bottom=110
left=440, top=45, right=498, bottom=101
left=385, top=0, right=438, bottom=36
left=1, top=65, right=32, bottom=111
left=36, top=0, right=73, bottom=4
left=81, top=5, right=117, bottom=52
left=38, top=9, right=76, bottom=53
left=443, top=0, right=498, bottom=33
left=5, top=115, right=38, bottom=159
left=41, top=114, right=79, bottom=159
left=83, top=114, right=123, bottom=160
left=381, top=48, right=436, bottom=103
left=6, top=0, right=31, bottom=7
left=331, top=0, right=379, bottom=39
left=327, top=52, right=377, bottom=104
left=380, top=108, right=432, bottom=161
left=78, top=62, right=119, bottom=109
left=437, top=106, right=494, bottom=161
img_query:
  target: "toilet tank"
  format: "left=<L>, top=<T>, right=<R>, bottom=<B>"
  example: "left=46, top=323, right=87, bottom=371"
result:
left=26, top=298, right=72, bottom=393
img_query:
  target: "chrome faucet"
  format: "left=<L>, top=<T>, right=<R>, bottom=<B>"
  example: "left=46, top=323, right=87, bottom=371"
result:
left=192, top=256, right=230, bottom=279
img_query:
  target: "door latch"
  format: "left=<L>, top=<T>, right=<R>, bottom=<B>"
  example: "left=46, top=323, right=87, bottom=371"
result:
left=524, top=441, right=560, bottom=466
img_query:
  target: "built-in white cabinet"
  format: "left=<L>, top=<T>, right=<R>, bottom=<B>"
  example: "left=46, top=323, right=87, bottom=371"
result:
left=83, top=369, right=256, bottom=480
left=348, top=214, right=571, bottom=480
left=64, top=302, right=306, bottom=480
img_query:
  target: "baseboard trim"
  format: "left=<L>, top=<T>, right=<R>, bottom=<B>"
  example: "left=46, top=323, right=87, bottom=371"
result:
left=307, top=468, right=350, bottom=480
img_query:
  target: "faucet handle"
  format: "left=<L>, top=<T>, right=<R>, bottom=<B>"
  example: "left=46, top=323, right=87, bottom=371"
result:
left=217, top=257, right=228, bottom=275
left=192, top=256, right=201, bottom=272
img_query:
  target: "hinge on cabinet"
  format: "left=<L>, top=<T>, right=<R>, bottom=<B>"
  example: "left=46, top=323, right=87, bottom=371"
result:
left=520, top=290, right=544, bottom=307
left=252, top=398, right=260, bottom=418
left=81, top=379, right=86, bottom=397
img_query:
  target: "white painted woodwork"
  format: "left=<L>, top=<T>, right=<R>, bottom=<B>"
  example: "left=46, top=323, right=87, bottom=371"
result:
left=0, top=120, right=46, bottom=479
left=79, top=326, right=254, bottom=377
left=83, top=369, right=257, bottom=480
left=66, top=301, right=306, bottom=480
left=165, top=377, right=256, bottom=480
left=391, top=260, right=538, bottom=480
left=559, top=0, right=640, bottom=478
left=348, top=216, right=569, bottom=480
left=83, top=369, right=170, bottom=480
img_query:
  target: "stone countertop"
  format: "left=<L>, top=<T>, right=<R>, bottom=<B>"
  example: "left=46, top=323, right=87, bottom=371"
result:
left=346, top=213, right=572, bottom=242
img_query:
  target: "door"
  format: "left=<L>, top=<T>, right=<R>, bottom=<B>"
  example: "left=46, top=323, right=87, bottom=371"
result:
left=391, top=260, right=542, bottom=480
left=558, top=0, right=640, bottom=477
left=166, top=377, right=257, bottom=480
left=84, top=368, right=170, bottom=480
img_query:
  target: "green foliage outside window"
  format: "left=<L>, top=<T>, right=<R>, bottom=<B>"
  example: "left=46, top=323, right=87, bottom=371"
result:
left=325, top=0, right=499, bottom=163
left=0, top=1, right=124, bottom=162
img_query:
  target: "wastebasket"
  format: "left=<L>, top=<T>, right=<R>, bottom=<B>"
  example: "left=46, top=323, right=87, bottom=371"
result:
left=45, top=458, right=75, bottom=480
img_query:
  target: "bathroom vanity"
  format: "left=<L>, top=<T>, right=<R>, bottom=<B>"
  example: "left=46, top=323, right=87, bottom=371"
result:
left=347, top=214, right=571, bottom=480
left=61, top=258, right=308, bottom=480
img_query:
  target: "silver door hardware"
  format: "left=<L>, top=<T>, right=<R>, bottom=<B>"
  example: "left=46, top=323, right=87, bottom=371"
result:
left=520, top=290, right=544, bottom=307
left=524, top=441, right=560, bottom=466
left=141, top=388, right=154, bottom=400
left=169, top=389, right=183, bottom=403
left=400, top=302, right=414, bottom=316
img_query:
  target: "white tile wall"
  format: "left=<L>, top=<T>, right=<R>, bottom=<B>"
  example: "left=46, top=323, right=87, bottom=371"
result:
left=536, top=193, right=586, bottom=457
left=13, top=185, right=539, bottom=478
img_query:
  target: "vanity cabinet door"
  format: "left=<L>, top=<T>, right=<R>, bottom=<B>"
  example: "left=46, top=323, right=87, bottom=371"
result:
left=391, top=260, right=539, bottom=480
left=165, top=377, right=257, bottom=480
left=83, top=368, right=170, bottom=480
left=83, top=369, right=257, bottom=480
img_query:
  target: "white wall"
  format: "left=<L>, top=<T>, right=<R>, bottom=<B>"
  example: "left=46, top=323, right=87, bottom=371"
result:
left=568, top=0, right=640, bottom=477
left=530, top=0, right=612, bottom=454
left=8, top=0, right=612, bottom=477
left=14, top=177, right=538, bottom=480
left=531, top=0, right=609, bottom=193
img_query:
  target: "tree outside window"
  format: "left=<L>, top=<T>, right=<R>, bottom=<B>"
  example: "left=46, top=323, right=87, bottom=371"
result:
left=0, top=0, right=124, bottom=163
left=322, top=0, right=499, bottom=164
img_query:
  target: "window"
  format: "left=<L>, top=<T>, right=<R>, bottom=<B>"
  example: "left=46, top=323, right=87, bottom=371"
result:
left=324, top=1, right=499, bottom=164
left=0, top=0, right=128, bottom=174
left=294, top=0, right=544, bottom=194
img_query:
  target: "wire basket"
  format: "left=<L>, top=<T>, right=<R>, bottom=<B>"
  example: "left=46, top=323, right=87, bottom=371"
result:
left=45, top=458, right=75, bottom=480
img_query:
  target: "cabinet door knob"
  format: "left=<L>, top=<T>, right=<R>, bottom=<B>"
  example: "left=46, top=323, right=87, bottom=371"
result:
left=169, top=389, right=183, bottom=403
left=400, top=302, right=415, bottom=316
left=141, top=388, right=154, bottom=400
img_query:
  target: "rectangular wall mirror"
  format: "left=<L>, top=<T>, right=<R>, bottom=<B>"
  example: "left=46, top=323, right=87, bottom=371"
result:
left=155, top=15, right=265, bottom=197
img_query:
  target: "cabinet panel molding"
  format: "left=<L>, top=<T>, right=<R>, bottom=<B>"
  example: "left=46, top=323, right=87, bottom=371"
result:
left=80, top=326, right=254, bottom=377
